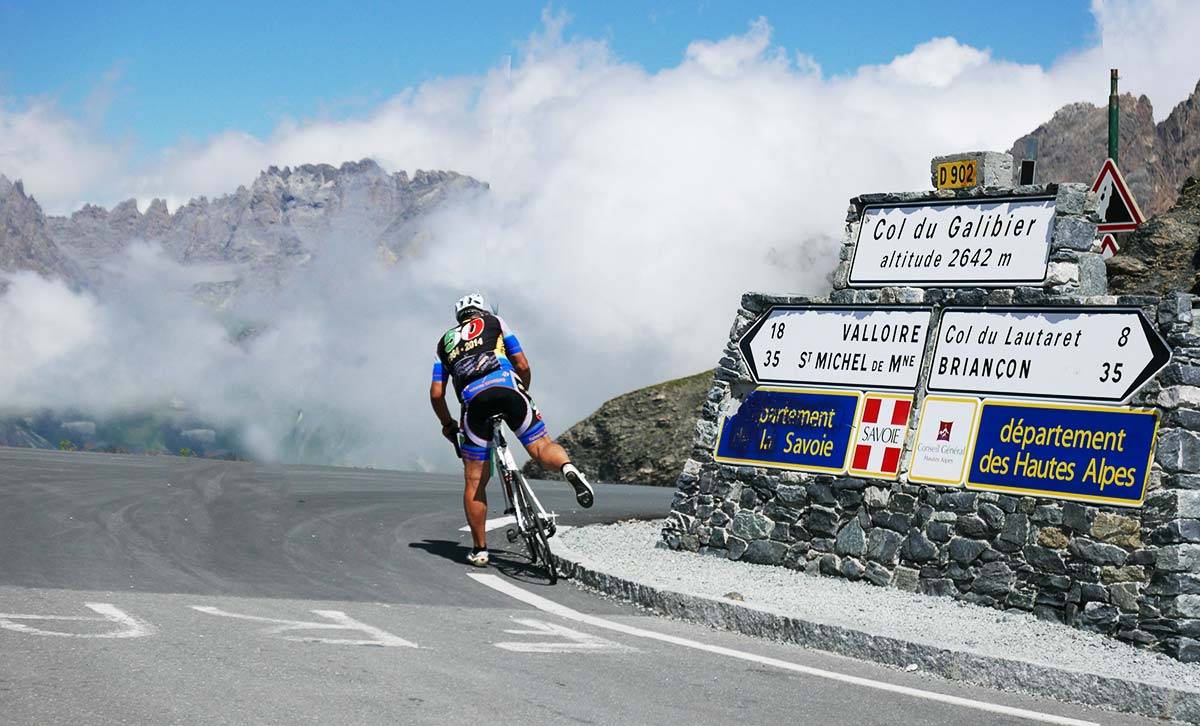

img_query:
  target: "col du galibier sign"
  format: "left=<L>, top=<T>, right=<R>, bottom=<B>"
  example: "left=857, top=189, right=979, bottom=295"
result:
left=849, top=196, right=1055, bottom=287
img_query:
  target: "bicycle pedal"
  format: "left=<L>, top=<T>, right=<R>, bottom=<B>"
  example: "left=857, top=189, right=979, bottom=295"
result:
left=506, top=528, right=518, bottom=543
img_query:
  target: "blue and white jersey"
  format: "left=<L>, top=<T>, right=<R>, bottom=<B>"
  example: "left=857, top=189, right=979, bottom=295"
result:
left=432, top=313, right=524, bottom=403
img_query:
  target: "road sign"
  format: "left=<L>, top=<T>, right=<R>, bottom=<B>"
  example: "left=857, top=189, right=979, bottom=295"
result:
left=1099, top=233, right=1119, bottom=258
left=738, top=305, right=932, bottom=391
left=848, top=393, right=912, bottom=479
left=848, top=196, right=1055, bottom=287
left=908, top=395, right=980, bottom=487
left=1092, top=158, right=1144, bottom=233
left=713, top=387, right=861, bottom=473
left=966, top=399, right=1158, bottom=508
left=928, top=306, right=1170, bottom=403
left=934, top=158, right=977, bottom=190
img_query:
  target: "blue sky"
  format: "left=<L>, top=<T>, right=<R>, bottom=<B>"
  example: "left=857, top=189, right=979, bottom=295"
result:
left=1, top=1, right=1095, bottom=154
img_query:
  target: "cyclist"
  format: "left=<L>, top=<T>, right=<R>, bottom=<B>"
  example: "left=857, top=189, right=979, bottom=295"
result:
left=430, top=293, right=594, bottom=567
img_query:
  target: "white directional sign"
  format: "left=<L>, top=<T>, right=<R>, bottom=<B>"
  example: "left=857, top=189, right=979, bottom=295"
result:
left=928, top=307, right=1171, bottom=403
left=738, top=305, right=932, bottom=391
left=849, top=196, right=1055, bottom=287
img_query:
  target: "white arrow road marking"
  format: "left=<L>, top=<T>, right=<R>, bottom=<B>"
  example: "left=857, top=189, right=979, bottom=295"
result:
left=0, top=603, right=154, bottom=638
left=191, top=606, right=416, bottom=647
left=467, top=574, right=1097, bottom=726
left=495, top=617, right=637, bottom=653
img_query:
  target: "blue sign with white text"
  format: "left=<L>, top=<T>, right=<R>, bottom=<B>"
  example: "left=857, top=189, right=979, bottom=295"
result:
left=967, top=400, right=1158, bottom=507
left=714, top=387, right=860, bottom=473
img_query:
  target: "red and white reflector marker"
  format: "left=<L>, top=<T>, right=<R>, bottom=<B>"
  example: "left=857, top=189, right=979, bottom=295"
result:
left=1092, top=158, right=1144, bottom=234
left=1099, top=234, right=1119, bottom=259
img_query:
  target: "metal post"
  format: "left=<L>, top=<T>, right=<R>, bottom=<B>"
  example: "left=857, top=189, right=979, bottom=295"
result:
left=1108, top=69, right=1119, bottom=163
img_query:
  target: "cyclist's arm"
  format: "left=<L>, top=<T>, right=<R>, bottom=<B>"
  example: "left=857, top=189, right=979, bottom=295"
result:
left=430, top=360, right=455, bottom=428
left=511, top=351, right=532, bottom=389
left=498, top=317, right=532, bottom=388
left=430, top=380, right=455, bottom=427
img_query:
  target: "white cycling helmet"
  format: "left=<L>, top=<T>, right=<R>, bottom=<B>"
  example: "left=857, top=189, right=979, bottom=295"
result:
left=454, top=292, right=489, bottom=322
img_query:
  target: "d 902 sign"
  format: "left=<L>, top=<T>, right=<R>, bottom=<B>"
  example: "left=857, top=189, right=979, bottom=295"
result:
left=935, top=159, right=977, bottom=190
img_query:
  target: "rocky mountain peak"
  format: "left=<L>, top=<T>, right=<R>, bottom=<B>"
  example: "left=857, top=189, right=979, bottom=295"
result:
left=0, top=174, right=79, bottom=283
left=1011, top=81, right=1200, bottom=216
left=254, top=158, right=387, bottom=188
left=0, top=174, right=32, bottom=206
left=110, top=198, right=142, bottom=223
left=29, top=158, right=486, bottom=294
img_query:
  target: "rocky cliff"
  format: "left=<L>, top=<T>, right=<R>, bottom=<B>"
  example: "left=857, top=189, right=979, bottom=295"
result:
left=43, top=159, right=485, bottom=292
left=523, top=371, right=711, bottom=487
left=1107, top=176, right=1200, bottom=294
left=0, top=175, right=80, bottom=284
left=1009, top=80, right=1200, bottom=216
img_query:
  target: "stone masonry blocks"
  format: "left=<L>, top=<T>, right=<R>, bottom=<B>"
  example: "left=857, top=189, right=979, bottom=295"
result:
left=664, top=179, right=1200, bottom=661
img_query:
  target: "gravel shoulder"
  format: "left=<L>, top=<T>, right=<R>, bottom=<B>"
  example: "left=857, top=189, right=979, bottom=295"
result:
left=556, top=519, right=1200, bottom=721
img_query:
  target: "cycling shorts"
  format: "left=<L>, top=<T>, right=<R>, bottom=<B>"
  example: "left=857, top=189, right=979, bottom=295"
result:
left=460, top=384, right=548, bottom=461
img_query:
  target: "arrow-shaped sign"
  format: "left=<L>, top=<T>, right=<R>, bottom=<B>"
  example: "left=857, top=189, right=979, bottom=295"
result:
left=928, top=306, right=1170, bottom=403
left=738, top=305, right=933, bottom=391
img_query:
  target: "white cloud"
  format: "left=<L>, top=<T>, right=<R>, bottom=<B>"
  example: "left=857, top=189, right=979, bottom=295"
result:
left=870, top=37, right=991, bottom=88
left=2, top=0, right=1199, bottom=469
left=683, top=17, right=783, bottom=77
left=0, top=272, right=100, bottom=393
left=0, top=99, right=122, bottom=211
left=1079, top=0, right=1200, bottom=116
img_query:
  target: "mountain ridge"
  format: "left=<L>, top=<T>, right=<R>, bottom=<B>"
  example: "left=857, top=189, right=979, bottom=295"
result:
left=40, top=159, right=486, bottom=289
left=1009, top=79, right=1200, bottom=216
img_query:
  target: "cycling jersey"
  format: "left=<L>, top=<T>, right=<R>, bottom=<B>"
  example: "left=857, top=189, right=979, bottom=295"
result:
left=432, top=313, right=524, bottom=404
left=432, top=313, right=547, bottom=460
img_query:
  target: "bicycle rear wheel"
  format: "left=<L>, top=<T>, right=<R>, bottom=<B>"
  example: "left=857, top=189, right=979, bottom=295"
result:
left=512, top=473, right=557, bottom=584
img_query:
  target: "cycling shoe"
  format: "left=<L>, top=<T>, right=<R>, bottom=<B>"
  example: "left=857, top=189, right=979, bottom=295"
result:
left=562, top=464, right=594, bottom=508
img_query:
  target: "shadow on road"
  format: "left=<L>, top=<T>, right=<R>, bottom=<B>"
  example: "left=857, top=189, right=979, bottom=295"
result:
left=408, top=539, right=558, bottom=587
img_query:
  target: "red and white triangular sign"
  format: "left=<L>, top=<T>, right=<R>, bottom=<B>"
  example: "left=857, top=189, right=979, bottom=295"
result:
left=1099, top=233, right=1119, bottom=259
left=1092, top=158, right=1144, bottom=233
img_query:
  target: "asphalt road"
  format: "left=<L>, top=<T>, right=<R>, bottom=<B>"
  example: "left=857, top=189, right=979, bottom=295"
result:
left=0, top=447, right=1156, bottom=725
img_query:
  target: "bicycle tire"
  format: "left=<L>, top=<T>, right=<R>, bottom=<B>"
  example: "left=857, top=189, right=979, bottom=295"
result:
left=512, top=472, right=557, bottom=584
left=531, top=515, right=557, bottom=584
left=505, top=470, right=536, bottom=558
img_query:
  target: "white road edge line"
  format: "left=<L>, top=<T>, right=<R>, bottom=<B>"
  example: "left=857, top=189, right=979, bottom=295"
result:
left=467, top=573, right=1097, bottom=726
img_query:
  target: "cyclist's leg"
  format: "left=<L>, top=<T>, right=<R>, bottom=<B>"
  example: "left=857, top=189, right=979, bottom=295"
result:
left=524, top=436, right=568, bottom=469
left=460, top=399, right=498, bottom=553
left=502, top=387, right=595, bottom=508
left=462, top=458, right=490, bottom=550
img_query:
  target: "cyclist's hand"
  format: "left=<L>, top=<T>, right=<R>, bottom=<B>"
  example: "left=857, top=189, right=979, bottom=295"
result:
left=441, top=421, right=459, bottom=444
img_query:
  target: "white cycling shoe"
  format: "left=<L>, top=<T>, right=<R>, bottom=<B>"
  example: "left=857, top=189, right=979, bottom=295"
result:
left=562, top=464, right=594, bottom=508
left=467, top=548, right=489, bottom=567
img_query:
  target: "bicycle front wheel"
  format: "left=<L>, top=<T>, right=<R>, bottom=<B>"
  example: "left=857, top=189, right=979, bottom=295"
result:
left=531, top=516, right=556, bottom=584
left=513, top=473, right=557, bottom=584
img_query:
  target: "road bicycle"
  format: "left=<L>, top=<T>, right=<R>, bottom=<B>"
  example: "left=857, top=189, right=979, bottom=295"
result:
left=487, top=414, right=559, bottom=584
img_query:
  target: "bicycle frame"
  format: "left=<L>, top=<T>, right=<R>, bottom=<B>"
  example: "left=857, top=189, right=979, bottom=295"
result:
left=489, top=415, right=553, bottom=535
